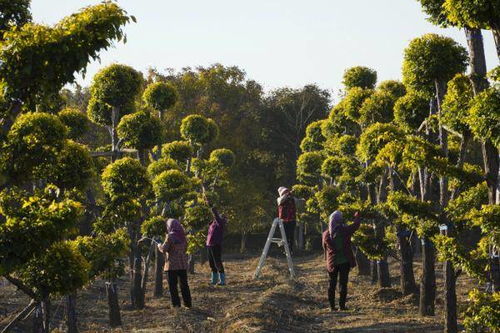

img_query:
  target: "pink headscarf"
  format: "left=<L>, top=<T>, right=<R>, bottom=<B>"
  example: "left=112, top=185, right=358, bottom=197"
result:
left=328, top=211, right=343, bottom=240
left=278, top=187, right=290, bottom=197
left=166, top=218, right=187, bottom=244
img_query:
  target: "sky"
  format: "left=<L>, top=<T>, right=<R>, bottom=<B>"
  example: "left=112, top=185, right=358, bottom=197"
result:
left=31, top=0, right=499, bottom=97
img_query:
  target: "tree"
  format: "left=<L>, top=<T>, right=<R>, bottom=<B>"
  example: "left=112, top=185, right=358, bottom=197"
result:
left=58, top=107, right=90, bottom=140
left=88, top=64, right=143, bottom=160
left=0, top=2, right=134, bottom=140
left=0, top=0, right=31, bottom=37
left=143, top=81, right=178, bottom=119
left=342, top=66, right=377, bottom=90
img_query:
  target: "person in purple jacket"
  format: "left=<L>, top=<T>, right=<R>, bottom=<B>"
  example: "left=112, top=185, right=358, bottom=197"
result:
left=205, top=199, right=228, bottom=285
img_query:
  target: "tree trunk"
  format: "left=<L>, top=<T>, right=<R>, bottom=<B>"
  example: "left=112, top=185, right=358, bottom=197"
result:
left=297, top=222, right=304, bottom=251
left=132, top=255, right=144, bottom=309
left=419, top=238, right=436, bottom=316
left=188, top=254, right=195, bottom=274
left=377, top=260, right=391, bottom=288
left=435, top=79, right=449, bottom=208
left=444, top=260, right=458, bottom=333
left=111, top=107, right=120, bottom=162
left=370, top=261, right=378, bottom=284
left=355, top=247, right=371, bottom=276
left=140, top=242, right=155, bottom=305
left=240, top=232, right=247, bottom=254
left=398, top=229, right=418, bottom=295
left=154, top=247, right=164, bottom=297
left=105, top=281, right=122, bottom=328
left=66, top=293, right=78, bottom=333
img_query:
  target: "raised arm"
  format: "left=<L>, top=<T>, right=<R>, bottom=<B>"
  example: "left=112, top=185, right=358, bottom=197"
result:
left=157, top=235, right=171, bottom=254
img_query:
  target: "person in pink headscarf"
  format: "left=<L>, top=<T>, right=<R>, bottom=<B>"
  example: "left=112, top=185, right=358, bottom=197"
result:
left=322, top=211, right=361, bottom=311
left=158, top=218, right=192, bottom=308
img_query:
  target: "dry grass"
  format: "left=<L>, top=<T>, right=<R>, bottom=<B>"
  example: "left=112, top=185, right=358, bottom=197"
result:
left=0, top=252, right=476, bottom=332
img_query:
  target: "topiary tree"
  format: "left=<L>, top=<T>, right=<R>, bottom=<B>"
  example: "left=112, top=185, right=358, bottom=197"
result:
left=101, top=157, right=151, bottom=310
left=358, top=90, right=397, bottom=127
left=378, top=80, right=407, bottom=99
left=342, top=66, right=377, bottom=90
left=143, top=81, right=178, bottom=119
left=394, top=91, right=430, bottom=132
left=88, top=64, right=143, bottom=159
left=117, top=111, right=163, bottom=165
left=162, top=140, right=194, bottom=165
left=0, top=2, right=134, bottom=140
left=58, top=107, right=90, bottom=140
left=342, top=87, right=374, bottom=123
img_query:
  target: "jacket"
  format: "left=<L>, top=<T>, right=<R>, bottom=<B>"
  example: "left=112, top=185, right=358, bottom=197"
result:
left=322, top=216, right=361, bottom=271
left=159, top=235, right=189, bottom=271
left=206, top=207, right=226, bottom=247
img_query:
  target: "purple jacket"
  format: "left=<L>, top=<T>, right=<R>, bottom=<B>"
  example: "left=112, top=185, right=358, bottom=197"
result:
left=322, top=216, right=361, bottom=271
left=206, top=207, right=226, bottom=247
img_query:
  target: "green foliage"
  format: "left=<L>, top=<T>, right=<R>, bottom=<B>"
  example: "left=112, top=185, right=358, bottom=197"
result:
left=143, top=81, right=178, bottom=112
left=117, top=111, right=163, bottom=150
left=416, top=0, right=451, bottom=27
left=75, top=229, right=129, bottom=280
left=152, top=170, right=192, bottom=202
left=402, top=34, right=468, bottom=94
left=443, top=0, right=500, bottom=30
left=386, top=191, right=440, bottom=237
left=335, top=135, right=358, bottom=156
left=342, top=66, right=377, bottom=90
left=95, top=196, right=142, bottom=233
left=321, top=156, right=344, bottom=181
left=19, top=241, right=90, bottom=297
left=141, top=216, right=166, bottom=238
left=209, top=148, right=236, bottom=169
left=90, top=64, right=143, bottom=109
left=0, top=186, right=84, bottom=275
left=206, top=118, right=220, bottom=143
left=394, top=91, right=429, bottom=131
left=442, top=74, right=474, bottom=134
left=305, top=120, right=326, bottom=143
left=446, top=182, right=488, bottom=225
left=352, top=224, right=394, bottom=260
left=463, top=289, right=500, bottom=333
left=87, top=96, right=135, bottom=126
left=180, top=114, right=214, bottom=145
left=58, top=107, right=90, bottom=139
left=0, top=0, right=31, bottom=34
left=300, top=136, right=324, bottom=152
left=291, top=184, right=315, bottom=199
left=2, top=112, right=67, bottom=183
left=184, top=205, right=212, bottom=232
left=0, top=2, right=133, bottom=109
left=468, top=87, right=500, bottom=147
left=467, top=205, right=500, bottom=246
left=342, top=87, right=374, bottom=122
left=49, top=140, right=94, bottom=191
left=359, top=90, right=397, bottom=126
left=296, top=151, right=324, bottom=184
left=377, top=80, right=406, bottom=98
left=147, top=158, right=180, bottom=179
left=314, top=186, right=341, bottom=220
left=357, top=123, right=404, bottom=162
left=101, top=157, right=150, bottom=199
left=162, top=140, right=193, bottom=163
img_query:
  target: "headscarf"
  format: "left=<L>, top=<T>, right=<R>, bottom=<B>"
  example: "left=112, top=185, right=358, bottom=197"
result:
left=277, top=187, right=290, bottom=205
left=328, top=210, right=343, bottom=239
left=166, top=218, right=186, bottom=244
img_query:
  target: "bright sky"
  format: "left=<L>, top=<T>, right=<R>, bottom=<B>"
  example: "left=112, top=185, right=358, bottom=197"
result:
left=32, top=0, right=498, bottom=97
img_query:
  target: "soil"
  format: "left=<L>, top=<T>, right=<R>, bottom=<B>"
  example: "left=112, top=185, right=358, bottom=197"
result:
left=0, top=252, right=475, bottom=332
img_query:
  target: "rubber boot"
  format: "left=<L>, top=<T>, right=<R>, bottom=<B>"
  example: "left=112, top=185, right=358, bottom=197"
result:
left=210, top=272, right=217, bottom=285
left=217, top=273, right=226, bottom=286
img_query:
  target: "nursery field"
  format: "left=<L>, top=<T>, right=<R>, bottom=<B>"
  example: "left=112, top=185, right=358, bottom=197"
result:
left=1, top=253, right=475, bottom=333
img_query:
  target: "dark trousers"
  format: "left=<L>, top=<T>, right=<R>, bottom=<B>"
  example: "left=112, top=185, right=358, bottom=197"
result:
left=328, top=263, right=351, bottom=309
left=207, top=245, right=224, bottom=273
left=166, top=270, right=192, bottom=308
left=283, top=221, right=296, bottom=251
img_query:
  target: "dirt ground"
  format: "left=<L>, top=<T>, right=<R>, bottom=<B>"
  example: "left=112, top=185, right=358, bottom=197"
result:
left=1, top=251, right=475, bottom=333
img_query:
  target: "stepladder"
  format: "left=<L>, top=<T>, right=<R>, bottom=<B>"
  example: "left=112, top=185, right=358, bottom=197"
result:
left=254, top=218, right=295, bottom=279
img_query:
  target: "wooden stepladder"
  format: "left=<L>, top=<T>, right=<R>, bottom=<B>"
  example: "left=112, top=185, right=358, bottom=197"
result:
left=254, top=218, right=295, bottom=279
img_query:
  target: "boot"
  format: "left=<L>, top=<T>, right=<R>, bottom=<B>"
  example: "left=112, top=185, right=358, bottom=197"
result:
left=328, top=288, right=337, bottom=311
left=210, top=272, right=217, bottom=285
left=217, top=273, right=226, bottom=286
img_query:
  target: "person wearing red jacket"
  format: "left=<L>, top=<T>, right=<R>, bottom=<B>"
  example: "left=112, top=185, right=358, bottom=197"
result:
left=277, top=186, right=296, bottom=253
left=322, top=211, right=361, bottom=311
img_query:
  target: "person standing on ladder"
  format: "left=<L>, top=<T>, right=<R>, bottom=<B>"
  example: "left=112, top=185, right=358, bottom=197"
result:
left=277, top=187, right=296, bottom=254
left=205, top=197, right=227, bottom=286
left=322, top=211, right=361, bottom=311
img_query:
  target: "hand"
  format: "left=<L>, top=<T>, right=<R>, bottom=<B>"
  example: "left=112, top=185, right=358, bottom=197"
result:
left=354, top=212, right=360, bottom=218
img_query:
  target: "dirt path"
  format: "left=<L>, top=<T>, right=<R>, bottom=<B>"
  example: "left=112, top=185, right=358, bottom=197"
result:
left=1, top=253, right=473, bottom=332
